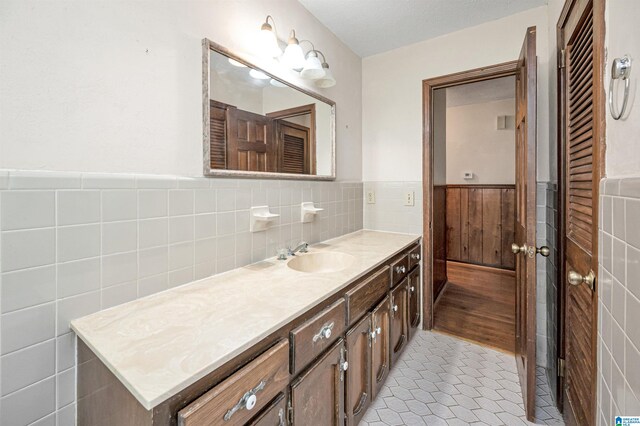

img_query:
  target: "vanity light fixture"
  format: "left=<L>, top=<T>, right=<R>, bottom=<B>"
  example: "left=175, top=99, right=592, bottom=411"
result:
left=281, top=30, right=306, bottom=71
left=228, top=58, right=247, bottom=68
left=258, top=15, right=282, bottom=58
left=249, top=69, right=270, bottom=80
left=300, top=50, right=325, bottom=80
left=315, top=52, right=336, bottom=88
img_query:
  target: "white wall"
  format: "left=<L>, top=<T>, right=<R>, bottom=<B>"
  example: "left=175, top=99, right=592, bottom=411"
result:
left=362, top=6, right=551, bottom=183
left=0, top=0, right=362, bottom=181
left=604, top=0, right=640, bottom=178
left=446, top=98, right=515, bottom=185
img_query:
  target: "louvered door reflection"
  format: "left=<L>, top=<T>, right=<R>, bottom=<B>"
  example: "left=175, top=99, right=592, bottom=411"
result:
left=209, top=101, right=228, bottom=169
left=278, top=121, right=311, bottom=174
left=559, top=1, right=603, bottom=424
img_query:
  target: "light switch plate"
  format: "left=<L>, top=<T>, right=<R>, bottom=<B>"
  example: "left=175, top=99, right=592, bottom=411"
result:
left=463, top=172, right=474, bottom=180
left=366, top=190, right=376, bottom=204
left=404, top=191, right=415, bottom=206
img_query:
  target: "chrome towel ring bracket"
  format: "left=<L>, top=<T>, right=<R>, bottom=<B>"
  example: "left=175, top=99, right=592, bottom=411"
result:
left=609, top=54, right=632, bottom=120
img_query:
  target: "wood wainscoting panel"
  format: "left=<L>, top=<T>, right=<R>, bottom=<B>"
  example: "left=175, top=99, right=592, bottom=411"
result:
left=445, top=185, right=516, bottom=270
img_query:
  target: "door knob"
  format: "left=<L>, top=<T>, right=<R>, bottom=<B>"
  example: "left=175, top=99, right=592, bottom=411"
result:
left=511, top=243, right=526, bottom=254
left=536, top=246, right=550, bottom=257
left=568, top=270, right=596, bottom=290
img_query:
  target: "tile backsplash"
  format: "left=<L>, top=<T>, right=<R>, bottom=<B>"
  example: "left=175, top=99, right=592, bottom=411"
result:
left=597, top=177, right=640, bottom=425
left=0, top=169, right=363, bottom=425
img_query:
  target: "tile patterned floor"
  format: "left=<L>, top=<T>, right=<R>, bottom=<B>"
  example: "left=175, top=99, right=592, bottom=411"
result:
left=360, top=331, right=565, bottom=426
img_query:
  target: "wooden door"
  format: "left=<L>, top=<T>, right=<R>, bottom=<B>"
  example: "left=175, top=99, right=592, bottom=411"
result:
left=558, top=1, right=604, bottom=424
left=227, top=106, right=276, bottom=172
left=290, top=339, right=346, bottom=426
left=514, top=26, right=538, bottom=422
left=407, top=268, right=421, bottom=339
left=345, top=315, right=371, bottom=426
left=389, top=280, right=408, bottom=366
left=277, top=121, right=311, bottom=175
left=370, top=296, right=390, bottom=400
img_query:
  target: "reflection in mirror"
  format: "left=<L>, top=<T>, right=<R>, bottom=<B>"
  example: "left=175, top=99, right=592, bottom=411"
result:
left=204, top=41, right=335, bottom=179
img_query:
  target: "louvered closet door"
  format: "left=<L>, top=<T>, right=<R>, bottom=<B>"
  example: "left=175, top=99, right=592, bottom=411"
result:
left=559, top=1, right=603, bottom=424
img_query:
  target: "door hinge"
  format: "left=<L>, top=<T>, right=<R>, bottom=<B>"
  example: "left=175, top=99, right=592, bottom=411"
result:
left=558, top=358, right=565, bottom=377
left=559, top=49, right=566, bottom=69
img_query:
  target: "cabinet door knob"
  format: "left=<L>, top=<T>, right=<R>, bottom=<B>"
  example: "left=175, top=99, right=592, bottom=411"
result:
left=392, top=304, right=398, bottom=312
left=312, top=322, right=334, bottom=342
left=410, top=286, right=415, bottom=292
left=224, top=380, right=266, bottom=420
left=395, top=265, right=406, bottom=274
left=411, top=253, right=420, bottom=260
left=376, top=326, right=381, bottom=335
left=340, top=360, right=349, bottom=372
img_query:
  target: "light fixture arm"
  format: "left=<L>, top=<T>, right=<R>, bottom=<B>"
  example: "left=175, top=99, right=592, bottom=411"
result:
left=263, top=15, right=279, bottom=39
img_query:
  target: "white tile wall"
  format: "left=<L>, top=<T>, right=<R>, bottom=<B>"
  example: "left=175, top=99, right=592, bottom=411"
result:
left=363, top=181, right=423, bottom=235
left=597, top=177, right=640, bottom=425
left=0, top=169, right=363, bottom=425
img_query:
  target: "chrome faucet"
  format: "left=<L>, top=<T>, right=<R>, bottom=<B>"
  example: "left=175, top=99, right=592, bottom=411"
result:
left=288, top=242, right=309, bottom=256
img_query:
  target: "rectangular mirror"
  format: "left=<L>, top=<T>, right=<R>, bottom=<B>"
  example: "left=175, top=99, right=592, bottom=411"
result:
left=203, top=39, right=336, bottom=180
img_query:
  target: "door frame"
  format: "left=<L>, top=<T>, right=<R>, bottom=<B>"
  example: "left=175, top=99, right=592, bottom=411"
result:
left=421, top=60, right=519, bottom=329
left=555, top=0, right=606, bottom=418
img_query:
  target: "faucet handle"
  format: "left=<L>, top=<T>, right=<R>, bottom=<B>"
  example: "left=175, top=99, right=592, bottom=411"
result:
left=299, top=242, right=309, bottom=253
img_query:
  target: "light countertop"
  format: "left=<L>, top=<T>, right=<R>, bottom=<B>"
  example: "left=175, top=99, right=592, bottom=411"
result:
left=71, top=230, right=420, bottom=410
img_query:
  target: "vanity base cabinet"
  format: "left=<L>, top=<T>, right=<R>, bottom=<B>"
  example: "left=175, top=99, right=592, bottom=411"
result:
left=290, top=340, right=346, bottom=426
left=389, top=280, right=409, bottom=366
left=370, top=296, right=390, bottom=400
left=345, top=315, right=372, bottom=426
left=178, top=340, right=289, bottom=426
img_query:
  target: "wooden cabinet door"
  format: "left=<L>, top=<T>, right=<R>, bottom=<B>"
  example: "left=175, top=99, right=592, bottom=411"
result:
left=290, top=340, right=346, bottom=426
left=345, top=315, right=371, bottom=426
left=370, top=296, right=390, bottom=400
left=389, top=280, right=409, bottom=366
left=407, top=268, right=421, bottom=340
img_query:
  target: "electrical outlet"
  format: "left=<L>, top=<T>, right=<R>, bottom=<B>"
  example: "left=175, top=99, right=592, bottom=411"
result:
left=366, top=190, right=376, bottom=204
left=404, top=191, right=415, bottom=206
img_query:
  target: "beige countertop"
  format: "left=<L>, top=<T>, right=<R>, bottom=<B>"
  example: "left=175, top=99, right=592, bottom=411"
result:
left=71, top=230, right=420, bottom=410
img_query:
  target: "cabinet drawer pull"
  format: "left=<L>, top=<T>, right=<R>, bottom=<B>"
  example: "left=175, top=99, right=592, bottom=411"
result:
left=223, top=380, right=266, bottom=421
left=411, top=253, right=420, bottom=260
left=395, top=266, right=406, bottom=274
left=312, top=322, right=335, bottom=342
left=278, top=408, right=285, bottom=426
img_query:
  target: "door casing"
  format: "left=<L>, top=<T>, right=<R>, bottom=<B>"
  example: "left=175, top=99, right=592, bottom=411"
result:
left=421, top=61, right=519, bottom=329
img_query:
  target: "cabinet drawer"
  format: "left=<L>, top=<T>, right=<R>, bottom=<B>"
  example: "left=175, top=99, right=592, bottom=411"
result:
left=345, top=266, right=390, bottom=325
left=290, top=299, right=346, bottom=375
left=246, top=393, right=287, bottom=426
left=408, top=245, right=421, bottom=271
left=390, top=255, right=409, bottom=286
left=178, top=340, right=289, bottom=426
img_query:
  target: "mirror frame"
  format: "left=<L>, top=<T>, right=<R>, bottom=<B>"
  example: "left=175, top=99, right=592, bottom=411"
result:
left=202, top=39, right=336, bottom=180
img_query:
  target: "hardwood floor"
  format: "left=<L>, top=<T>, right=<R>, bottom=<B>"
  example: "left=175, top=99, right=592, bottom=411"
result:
left=433, top=261, right=516, bottom=352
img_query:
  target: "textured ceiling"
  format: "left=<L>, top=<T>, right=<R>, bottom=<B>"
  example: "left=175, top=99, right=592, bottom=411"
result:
left=298, top=0, right=547, bottom=57
left=445, top=76, right=515, bottom=107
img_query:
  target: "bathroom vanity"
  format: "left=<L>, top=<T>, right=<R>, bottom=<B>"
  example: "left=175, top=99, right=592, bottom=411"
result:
left=71, top=230, right=421, bottom=426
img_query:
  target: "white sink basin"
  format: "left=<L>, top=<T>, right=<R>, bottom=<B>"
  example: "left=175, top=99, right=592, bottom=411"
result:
left=287, top=252, right=355, bottom=273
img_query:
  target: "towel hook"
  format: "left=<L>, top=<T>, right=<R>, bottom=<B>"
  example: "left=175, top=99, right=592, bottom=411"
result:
left=609, top=55, right=632, bottom=120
